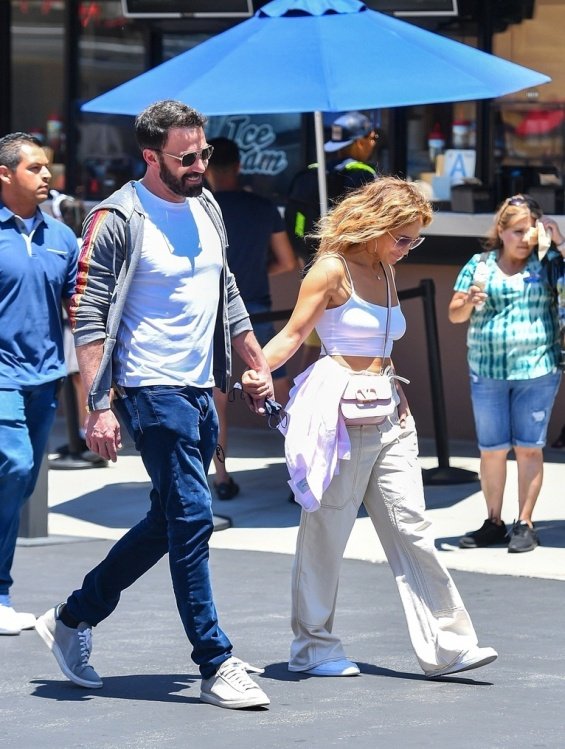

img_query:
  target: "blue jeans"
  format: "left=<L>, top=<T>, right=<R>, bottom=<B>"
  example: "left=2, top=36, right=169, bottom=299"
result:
left=65, top=385, right=232, bottom=678
left=470, top=370, right=561, bottom=450
left=0, top=382, right=60, bottom=595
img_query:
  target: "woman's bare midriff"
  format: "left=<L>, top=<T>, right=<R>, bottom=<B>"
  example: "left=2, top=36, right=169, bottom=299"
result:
left=330, top=354, right=392, bottom=373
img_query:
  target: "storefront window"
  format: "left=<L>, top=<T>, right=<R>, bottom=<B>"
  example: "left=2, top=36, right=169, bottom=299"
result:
left=77, top=0, right=145, bottom=199
left=494, top=101, right=565, bottom=212
left=11, top=0, right=65, bottom=156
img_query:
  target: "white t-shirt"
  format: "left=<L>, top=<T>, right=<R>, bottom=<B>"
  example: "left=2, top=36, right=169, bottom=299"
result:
left=114, top=182, right=223, bottom=388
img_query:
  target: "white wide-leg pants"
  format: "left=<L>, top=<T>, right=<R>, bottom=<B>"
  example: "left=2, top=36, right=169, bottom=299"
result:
left=289, top=416, right=479, bottom=675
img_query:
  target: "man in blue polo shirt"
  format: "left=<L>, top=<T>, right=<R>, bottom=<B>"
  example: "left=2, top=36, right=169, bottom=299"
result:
left=0, top=132, right=79, bottom=635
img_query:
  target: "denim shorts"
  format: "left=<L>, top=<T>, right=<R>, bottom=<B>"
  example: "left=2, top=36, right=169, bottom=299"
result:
left=469, top=370, right=561, bottom=451
left=246, top=301, right=287, bottom=380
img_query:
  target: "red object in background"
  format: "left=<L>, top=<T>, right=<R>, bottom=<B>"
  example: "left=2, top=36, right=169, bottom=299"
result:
left=515, top=110, right=565, bottom=137
left=79, top=2, right=102, bottom=27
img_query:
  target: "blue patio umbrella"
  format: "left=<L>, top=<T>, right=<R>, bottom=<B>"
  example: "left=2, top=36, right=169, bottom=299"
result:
left=82, top=0, right=550, bottom=212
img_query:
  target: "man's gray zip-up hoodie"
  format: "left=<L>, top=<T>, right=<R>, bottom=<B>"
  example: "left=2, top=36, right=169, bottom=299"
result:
left=70, top=181, right=252, bottom=412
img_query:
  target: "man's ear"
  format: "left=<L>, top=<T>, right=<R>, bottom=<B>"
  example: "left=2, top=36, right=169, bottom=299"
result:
left=0, top=165, right=12, bottom=186
left=142, top=148, right=159, bottom=168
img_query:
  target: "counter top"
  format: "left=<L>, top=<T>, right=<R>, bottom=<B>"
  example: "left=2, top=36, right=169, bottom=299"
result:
left=425, top=211, right=565, bottom=237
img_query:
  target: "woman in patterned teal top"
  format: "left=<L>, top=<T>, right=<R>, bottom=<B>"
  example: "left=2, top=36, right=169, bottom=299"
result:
left=449, top=195, right=563, bottom=554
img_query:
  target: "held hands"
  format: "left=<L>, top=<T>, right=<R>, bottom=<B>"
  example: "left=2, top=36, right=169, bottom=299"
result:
left=84, top=408, right=122, bottom=462
left=241, top=368, right=275, bottom=415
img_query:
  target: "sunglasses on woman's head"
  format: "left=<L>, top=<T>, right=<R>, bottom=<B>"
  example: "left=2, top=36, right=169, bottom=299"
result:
left=155, top=145, right=214, bottom=167
left=501, top=194, right=542, bottom=218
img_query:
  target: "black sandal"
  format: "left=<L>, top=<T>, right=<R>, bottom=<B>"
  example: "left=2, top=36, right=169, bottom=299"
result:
left=213, top=477, right=240, bottom=500
left=551, top=425, right=565, bottom=449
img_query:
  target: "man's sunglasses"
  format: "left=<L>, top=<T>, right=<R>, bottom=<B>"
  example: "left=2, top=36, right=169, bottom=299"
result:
left=156, top=145, right=214, bottom=168
left=387, top=230, right=426, bottom=251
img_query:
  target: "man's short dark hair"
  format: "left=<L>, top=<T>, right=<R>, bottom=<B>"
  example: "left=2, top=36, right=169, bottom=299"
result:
left=207, top=137, right=240, bottom=169
left=134, top=100, right=207, bottom=152
left=0, top=132, right=43, bottom=171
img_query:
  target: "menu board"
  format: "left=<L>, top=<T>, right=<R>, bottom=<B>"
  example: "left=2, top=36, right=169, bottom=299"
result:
left=366, top=1, right=458, bottom=15
left=121, top=0, right=253, bottom=17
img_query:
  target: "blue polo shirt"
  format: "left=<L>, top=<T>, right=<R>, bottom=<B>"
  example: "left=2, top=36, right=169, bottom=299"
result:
left=0, top=200, right=79, bottom=388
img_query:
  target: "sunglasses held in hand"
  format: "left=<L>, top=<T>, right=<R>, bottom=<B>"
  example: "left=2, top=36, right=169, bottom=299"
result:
left=230, top=382, right=286, bottom=429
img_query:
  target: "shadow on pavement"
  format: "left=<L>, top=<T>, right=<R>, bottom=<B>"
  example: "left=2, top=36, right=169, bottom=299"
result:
left=30, top=673, right=200, bottom=703
left=436, top=518, right=565, bottom=550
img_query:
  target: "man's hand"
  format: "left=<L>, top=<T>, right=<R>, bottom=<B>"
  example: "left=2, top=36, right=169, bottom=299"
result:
left=241, top=369, right=273, bottom=415
left=85, top=408, right=122, bottom=462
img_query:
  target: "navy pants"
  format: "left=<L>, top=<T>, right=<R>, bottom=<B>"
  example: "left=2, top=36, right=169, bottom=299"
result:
left=0, top=382, right=59, bottom=596
left=66, top=385, right=232, bottom=678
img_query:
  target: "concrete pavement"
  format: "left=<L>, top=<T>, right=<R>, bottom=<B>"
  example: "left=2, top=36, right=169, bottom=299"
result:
left=44, top=422, right=565, bottom=581
left=2, top=419, right=564, bottom=748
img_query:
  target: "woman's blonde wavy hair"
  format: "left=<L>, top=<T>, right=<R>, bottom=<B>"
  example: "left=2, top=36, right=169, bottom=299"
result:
left=311, top=176, right=433, bottom=260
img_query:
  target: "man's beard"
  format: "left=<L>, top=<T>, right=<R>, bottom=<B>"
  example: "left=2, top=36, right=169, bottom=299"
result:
left=158, top=156, right=202, bottom=198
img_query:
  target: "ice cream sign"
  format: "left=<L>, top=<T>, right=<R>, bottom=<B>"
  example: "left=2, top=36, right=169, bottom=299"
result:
left=442, top=149, right=476, bottom=185
left=224, top=116, right=288, bottom=176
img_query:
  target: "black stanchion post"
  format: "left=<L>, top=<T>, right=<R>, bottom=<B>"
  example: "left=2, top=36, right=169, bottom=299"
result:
left=62, top=375, right=84, bottom=455
left=419, top=279, right=478, bottom=485
left=48, top=376, right=107, bottom=470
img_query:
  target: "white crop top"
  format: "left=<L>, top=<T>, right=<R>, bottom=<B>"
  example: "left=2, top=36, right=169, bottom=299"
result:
left=315, top=255, right=406, bottom=357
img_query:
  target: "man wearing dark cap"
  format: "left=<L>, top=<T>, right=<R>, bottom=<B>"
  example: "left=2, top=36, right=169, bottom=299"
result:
left=323, top=110, right=379, bottom=188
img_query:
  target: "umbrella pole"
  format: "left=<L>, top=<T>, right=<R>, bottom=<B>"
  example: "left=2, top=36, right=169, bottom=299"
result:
left=314, top=110, right=328, bottom=217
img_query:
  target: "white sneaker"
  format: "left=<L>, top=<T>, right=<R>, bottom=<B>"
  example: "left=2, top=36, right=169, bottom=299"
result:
left=304, top=658, right=360, bottom=677
left=230, top=657, right=265, bottom=674
left=200, top=656, right=270, bottom=709
left=426, top=647, right=498, bottom=678
left=0, top=605, right=36, bottom=635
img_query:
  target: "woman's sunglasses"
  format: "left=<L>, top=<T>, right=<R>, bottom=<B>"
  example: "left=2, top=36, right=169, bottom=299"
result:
left=156, top=145, right=214, bottom=168
left=386, top=230, right=426, bottom=251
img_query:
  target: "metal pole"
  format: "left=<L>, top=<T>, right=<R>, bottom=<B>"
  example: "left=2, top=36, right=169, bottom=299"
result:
left=0, top=0, right=11, bottom=137
left=314, top=110, right=329, bottom=217
left=421, top=278, right=450, bottom=468
left=475, top=0, right=494, bottom=188
left=420, top=279, right=478, bottom=485
left=64, top=0, right=81, bottom=194
left=62, top=376, right=85, bottom=455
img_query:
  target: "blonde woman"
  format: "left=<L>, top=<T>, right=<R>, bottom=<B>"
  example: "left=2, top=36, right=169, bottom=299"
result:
left=244, top=177, right=497, bottom=680
left=449, top=195, right=562, bottom=553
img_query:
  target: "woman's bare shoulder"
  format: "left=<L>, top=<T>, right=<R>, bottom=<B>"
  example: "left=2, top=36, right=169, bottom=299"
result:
left=310, top=253, right=347, bottom=278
